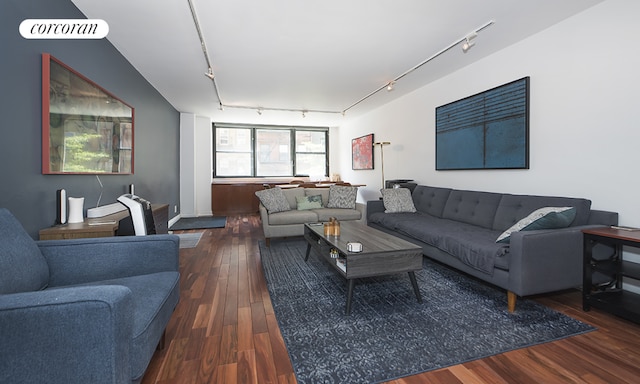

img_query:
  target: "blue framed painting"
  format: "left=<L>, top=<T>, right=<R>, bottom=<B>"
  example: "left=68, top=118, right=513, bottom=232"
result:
left=436, top=77, right=529, bottom=170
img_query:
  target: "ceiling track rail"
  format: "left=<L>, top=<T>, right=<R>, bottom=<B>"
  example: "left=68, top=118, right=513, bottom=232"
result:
left=187, top=0, right=223, bottom=109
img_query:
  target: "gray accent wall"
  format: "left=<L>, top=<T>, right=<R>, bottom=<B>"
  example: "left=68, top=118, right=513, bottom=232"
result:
left=1, top=0, right=180, bottom=238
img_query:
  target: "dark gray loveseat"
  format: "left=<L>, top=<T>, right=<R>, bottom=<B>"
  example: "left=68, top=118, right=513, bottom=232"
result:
left=367, top=185, right=618, bottom=311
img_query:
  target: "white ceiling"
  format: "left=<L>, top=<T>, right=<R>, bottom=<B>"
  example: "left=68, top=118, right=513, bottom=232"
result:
left=71, top=0, right=603, bottom=121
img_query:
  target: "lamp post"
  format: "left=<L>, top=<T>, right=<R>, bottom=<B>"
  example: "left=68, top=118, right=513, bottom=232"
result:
left=373, top=141, right=390, bottom=190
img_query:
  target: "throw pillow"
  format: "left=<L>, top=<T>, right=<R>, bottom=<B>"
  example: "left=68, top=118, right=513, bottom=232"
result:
left=296, top=195, right=323, bottom=210
left=381, top=188, right=416, bottom=213
left=255, top=188, right=291, bottom=213
left=496, top=206, right=577, bottom=243
left=327, top=185, right=357, bottom=209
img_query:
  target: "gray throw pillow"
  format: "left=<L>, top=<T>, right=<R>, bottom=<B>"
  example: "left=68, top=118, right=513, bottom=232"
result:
left=255, top=188, right=291, bottom=213
left=381, top=188, right=416, bottom=213
left=496, top=206, right=576, bottom=243
left=327, top=185, right=357, bottom=209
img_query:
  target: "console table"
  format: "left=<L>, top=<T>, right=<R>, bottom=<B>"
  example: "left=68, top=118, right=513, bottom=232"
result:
left=582, top=227, right=640, bottom=324
left=39, top=204, right=168, bottom=240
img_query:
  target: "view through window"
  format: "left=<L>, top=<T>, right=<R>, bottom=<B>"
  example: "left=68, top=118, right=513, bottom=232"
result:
left=214, top=123, right=328, bottom=178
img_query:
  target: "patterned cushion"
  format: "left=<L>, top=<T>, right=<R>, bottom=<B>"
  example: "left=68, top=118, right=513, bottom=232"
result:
left=297, top=195, right=323, bottom=210
left=255, top=188, right=291, bottom=213
left=381, top=188, right=416, bottom=213
left=496, top=206, right=576, bottom=243
left=327, top=185, right=357, bottom=209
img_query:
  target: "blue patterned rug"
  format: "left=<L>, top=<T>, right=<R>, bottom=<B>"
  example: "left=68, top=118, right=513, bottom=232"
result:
left=259, top=238, right=594, bottom=384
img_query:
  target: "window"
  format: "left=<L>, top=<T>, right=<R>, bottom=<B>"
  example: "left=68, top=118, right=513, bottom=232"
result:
left=213, top=123, right=328, bottom=178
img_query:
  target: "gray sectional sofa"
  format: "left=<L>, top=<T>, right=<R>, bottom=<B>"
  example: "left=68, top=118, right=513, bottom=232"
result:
left=258, top=186, right=364, bottom=246
left=367, top=185, right=618, bottom=312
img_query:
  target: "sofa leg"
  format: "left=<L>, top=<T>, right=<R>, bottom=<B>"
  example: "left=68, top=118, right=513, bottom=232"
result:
left=157, top=330, right=166, bottom=350
left=266, top=238, right=271, bottom=247
left=507, top=291, right=517, bottom=313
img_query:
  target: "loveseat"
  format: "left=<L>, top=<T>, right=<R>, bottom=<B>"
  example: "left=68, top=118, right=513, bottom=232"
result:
left=367, top=185, right=618, bottom=312
left=257, top=185, right=364, bottom=246
left=0, top=208, right=180, bottom=384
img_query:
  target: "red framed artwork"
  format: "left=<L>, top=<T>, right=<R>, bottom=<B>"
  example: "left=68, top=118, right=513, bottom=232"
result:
left=352, top=133, right=374, bottom=170
left=42, top=53, right=134, bottom=174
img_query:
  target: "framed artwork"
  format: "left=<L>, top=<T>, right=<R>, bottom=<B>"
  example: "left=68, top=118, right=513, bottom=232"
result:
left=352, top=133, right=374, bottom=170
left=436, top=77, right=529, bottom=170
left=42, top=53, right=135, bottom=174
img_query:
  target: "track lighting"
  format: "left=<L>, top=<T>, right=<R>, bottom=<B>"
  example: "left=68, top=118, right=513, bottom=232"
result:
left=257, top=108, right=263, bottom=115
left=462, top=33, right=477, bottom=53
left=386, top=81, right=395, bottom=92
left=204, top=67, right=215, bottom=80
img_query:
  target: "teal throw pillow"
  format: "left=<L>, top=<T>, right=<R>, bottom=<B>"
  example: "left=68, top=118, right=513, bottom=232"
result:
left=496, top=206, right=577, bottom=243
left=296, top=195, right=323, bottom=210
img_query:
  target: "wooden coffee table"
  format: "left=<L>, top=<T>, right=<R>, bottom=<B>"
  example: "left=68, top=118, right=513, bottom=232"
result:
left=303, top=221, right=423, bottom=315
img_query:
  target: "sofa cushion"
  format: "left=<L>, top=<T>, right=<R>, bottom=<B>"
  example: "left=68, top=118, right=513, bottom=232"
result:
left=281, top=187, right=306, bottom=210
left=387, top=213, right=507, bottom=274
left=411, top=185, right=452, bottom=217
left=327, top=185, right=357, bottom=209
left=268, top=209, right=319, bottom=225
left=306, top=188, right=330, bottom=207
left=496, top=206, right=577, bottom=243
left=0, top=208, right=50, bottom=294
left=314, top=208, right=362, bottom=222
left=381, top=188, right=416, bottom=213
left=255, top=188, right=291, bottom=213
left=492, top=194, right=591, bottom=231
left=297, top=195, right=323, bottom=210
left=59, top=271, right=180, bottom=381
left=442, top=190, right=502, bottom=229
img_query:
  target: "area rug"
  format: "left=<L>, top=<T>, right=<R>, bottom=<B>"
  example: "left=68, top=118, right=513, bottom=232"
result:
left=176, top=232, right=203, bottom=248
left=170, top=216, right=226, bottom=230
left=259, top=238, right=594, bottom=384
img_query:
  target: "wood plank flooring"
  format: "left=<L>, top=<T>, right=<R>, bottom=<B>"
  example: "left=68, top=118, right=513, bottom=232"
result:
left=142, top=215, right=640, bottom=383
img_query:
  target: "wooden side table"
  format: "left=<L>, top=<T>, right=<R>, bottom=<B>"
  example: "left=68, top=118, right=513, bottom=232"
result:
left=582, top=226, right=640, bottom=324
left=39, top=204, right=168, bottom=240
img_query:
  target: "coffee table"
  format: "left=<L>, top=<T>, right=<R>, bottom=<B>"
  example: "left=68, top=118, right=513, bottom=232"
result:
left=303, top=221, right=423, bottom=315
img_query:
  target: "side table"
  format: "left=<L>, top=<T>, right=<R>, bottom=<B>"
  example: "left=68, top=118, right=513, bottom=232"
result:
left=582, top=227, right=640, bottom=324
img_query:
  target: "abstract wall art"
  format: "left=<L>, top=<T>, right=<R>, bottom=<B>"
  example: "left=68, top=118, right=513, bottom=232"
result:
left=436, top=77, right=529, bottom=170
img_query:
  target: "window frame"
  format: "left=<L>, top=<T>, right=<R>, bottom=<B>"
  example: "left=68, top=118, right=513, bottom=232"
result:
left=213, top=123, right=329, bottom=178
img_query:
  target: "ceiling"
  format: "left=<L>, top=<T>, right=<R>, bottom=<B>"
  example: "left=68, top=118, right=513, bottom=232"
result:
left=71, top=0, right=603, bottom=122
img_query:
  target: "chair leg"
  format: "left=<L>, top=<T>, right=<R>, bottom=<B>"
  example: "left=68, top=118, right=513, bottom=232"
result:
left=157, top=330, right=166, bottom=350
left=507, top=291, right=517, bottom=313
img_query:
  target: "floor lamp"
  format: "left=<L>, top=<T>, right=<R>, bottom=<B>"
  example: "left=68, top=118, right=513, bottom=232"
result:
left=373, top=141, right=390, bottom=190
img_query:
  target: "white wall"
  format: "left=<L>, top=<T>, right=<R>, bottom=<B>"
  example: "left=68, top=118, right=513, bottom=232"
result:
left=339, top=0, right=640, bottom=227
left=180, top=113, right=213, bottom=217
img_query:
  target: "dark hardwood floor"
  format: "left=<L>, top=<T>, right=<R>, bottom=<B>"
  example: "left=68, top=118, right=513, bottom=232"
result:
left=142, top=215, right=640, bottom=383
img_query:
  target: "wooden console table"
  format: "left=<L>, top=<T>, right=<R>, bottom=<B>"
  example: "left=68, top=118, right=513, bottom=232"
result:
left=39, top=204, right=168, bottom=240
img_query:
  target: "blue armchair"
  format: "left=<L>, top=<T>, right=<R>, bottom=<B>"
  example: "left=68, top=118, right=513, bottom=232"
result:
left=0, top=208, right=180, bottom=383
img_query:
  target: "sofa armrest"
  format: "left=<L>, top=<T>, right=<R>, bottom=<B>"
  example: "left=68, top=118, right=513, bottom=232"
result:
left=37, top=234, right=179, bottom=287
left=0, top=286, right=132, bottom=384
left=366, top=200, right=385, bottom=222
left=588, top=209, right=618, bottom=226
left=507, top=225, right=604, bottom=296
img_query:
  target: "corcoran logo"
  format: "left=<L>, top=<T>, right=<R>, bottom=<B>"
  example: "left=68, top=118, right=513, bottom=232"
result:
left=19, top=19, right=109, bottom=39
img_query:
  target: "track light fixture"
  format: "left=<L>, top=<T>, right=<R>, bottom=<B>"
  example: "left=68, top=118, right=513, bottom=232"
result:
left=462, top=33, right=477, bottom=53
left=386, top=81, right=395, bottom=92
left=257, top=108, right=263, bottom=115
left=204, top=67, right=215, bottom=80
